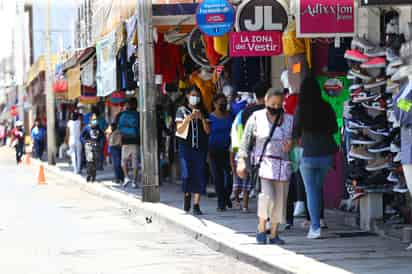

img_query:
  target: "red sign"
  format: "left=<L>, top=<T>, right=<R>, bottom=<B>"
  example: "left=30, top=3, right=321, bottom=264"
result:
left=10, top=105, right=18, bottom=117
left=229, top=31, right=283, bottom=57
left=297, top=0, right=356, bottom=37
left=206, top=14, right=226, bottom=23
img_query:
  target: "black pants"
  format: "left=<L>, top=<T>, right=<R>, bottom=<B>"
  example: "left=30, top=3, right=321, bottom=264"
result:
left=287, top=171, right=304, bottom=225
left=209, top=150, right=233, bottom=209
left=15, top=143, right=24, bottom=164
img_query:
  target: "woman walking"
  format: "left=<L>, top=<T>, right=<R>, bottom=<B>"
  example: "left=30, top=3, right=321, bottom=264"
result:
left=209, top=94, right=234, bottom=211
left=293, top=77, right=338, bottom=239
left=108, top=122, right=124, bottom=183
left=237, top=88, right=293, bottom=245
left=175, top=87, right=210, bottom=215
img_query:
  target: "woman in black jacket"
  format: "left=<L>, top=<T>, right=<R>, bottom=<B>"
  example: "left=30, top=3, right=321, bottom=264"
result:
left=293, top=76, right=338, bottom=239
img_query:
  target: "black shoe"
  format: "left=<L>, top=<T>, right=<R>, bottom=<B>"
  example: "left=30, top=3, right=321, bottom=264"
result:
left=368, top=140, right=391, bottom=153
left=217, top=207, right=226, bottom=212
left=360, top=170, right=390, bottom=187
left=86, top=176, right=91, bottom=182
left=184, top=194, right=191, bottom=213
left=193, top=204, right=203, bottom=215
left=226, top=199, right=233, bottom=209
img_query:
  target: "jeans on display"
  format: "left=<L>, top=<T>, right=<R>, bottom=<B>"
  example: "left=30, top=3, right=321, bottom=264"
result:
left=209, top=149, right=233, bottom=209
left=299, top=155, right=333, bottom=230
left=111, top=146, right=124, bottom=181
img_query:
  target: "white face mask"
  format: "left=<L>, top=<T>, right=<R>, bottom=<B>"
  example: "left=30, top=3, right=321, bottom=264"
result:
left=188, top=96, right=200, bottom=106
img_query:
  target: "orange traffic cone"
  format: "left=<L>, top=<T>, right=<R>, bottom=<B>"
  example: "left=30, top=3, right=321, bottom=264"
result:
left=25, top=154, right=31, bottom=166
left=38, top=164, right=46, bottom=185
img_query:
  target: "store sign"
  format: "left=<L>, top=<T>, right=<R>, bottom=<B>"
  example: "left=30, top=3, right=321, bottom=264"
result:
left=297, top=0, right=356, bottom=38
left=196, top=0, right=235, bottom=36
left=229, top=31, right=283, bottom=57
left=235, top=0, right=288, bottom=32
left=361, top=0, right=412, bottom=5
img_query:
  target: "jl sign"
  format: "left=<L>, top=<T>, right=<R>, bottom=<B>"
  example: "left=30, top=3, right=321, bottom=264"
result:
left=235, top=0, right=288, bottom=32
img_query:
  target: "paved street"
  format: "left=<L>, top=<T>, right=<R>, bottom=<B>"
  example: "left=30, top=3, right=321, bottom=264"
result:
left=0, top=149, right=267, bottom=274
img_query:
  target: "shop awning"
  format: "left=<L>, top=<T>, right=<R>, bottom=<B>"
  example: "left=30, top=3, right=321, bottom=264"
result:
left=25, top=55, right=60, bottom=87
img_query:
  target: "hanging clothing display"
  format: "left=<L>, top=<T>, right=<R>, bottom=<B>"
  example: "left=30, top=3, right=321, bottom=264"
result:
left=81, top=57, right=95, bottom=87
left=204, top=35, right=221, bottom=66
left=231, top=57, right=265, bottom=93
left=117, top=45, right=137, bottom=91
left=125, top=15, right=137, bottom=60
left=318, top=76, right=350, bottom=145
left=154, top=32, right=184, bottom=85
left=67, top=65, right=81, bottom=100
left=190, top=72, right=215, bottom=113
left=96, top=31, right=117, bottom=97
left=213, top=34, right=228, bottom=57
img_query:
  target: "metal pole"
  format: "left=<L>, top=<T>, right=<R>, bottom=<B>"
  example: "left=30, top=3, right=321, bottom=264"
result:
left=45, top=0, right=56, bottom=165
left=137, top=0, right=160, bottom=202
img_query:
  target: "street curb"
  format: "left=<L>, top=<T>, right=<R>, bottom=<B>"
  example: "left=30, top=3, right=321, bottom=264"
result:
left=32, top=159, right=351, bottom=274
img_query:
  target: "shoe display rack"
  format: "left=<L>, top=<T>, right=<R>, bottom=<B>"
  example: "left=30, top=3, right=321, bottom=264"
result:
left=343, top=36, right=409, bottom=225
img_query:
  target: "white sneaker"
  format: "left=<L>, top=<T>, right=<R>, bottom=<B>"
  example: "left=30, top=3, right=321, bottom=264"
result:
left=406, top=243, right=412, bottom=251
left=293, top=201, right=306, bottom=217
left=249, top=189, right=256, bottom=199
left=123, top=177, right=131, bottom=188
left=307, top=228, right=322, bottom=239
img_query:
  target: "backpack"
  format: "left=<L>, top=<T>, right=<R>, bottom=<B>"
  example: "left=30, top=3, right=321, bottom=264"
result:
left=118, top=110, right=139, bottom=139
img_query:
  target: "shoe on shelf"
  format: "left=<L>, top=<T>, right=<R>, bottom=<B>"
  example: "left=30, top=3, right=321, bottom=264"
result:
left=368, top=140, right=391, bottom=153
left=366, top=156, right=391, bottom=171
left=352, top=90, right=379, bottom=103
left=363, top=170, right=390, bottom=186
left=390, top=143, right=401, bottom=153
left=193, top=204, right=203, bottom=215
left=307, top=228, right=322, bottom=239
left=362, top=99, right=387, bottom=112
left=344, top=49, right=369, bottom=62
left=268, top=236, right=286, bottom=245
left=394, top=152, right=402, bottom=163
left=364, top=79, right=387, bottom=89
left=365, top=47, right=386, bottom=58
left=393, top=182, right=409, bottom=193
left=386, top=48, right=399, bottom=62
left=349, top=69, right=373, bottom=81
left=256, top=232, right=267, bottom=245
left=387, top=172, right=400, bottom=183
left=350, top=146, right=376, bottom=160
left=349, top=83, right=363, bottom=91
left=351, top=133, right=378, bottom=145
left=361, top=57, right=386, bottom=69
left=368, top=127, right=390, bottom=137
left=351, top=36, right=375, bottom=51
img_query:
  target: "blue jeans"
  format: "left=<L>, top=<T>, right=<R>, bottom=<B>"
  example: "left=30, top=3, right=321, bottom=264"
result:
left=110, top=146, right=124, bottom=181
left=299, top=155, right=333, bottom=230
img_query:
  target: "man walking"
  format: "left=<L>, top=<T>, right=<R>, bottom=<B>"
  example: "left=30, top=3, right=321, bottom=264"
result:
left=117, top=97, right=140, bottom=188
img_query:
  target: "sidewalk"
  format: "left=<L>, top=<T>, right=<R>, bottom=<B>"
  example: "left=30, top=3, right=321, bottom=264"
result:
left=30, top=155, right=412, bottom=274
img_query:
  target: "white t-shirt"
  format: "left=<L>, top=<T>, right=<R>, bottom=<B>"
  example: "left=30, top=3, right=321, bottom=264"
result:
left=67, top=120, right=81, bottom=145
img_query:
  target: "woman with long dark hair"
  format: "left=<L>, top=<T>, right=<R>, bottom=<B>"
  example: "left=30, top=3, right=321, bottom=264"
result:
left=209, top=93, right=234, bottom=211
left=293, top=76, right=338, bottom=239
left=175, top=87, right=210, bottom=215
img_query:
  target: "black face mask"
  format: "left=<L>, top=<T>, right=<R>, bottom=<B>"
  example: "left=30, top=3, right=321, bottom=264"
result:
left=266, top=106, right=283, bottom=116
left=218, top=104, right=227, bottom=112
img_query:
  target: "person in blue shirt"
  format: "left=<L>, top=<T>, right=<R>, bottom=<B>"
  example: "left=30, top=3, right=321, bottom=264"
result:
left=31, top=120, right=46, bottom=159
left=209, top=93, right=234, bottom=211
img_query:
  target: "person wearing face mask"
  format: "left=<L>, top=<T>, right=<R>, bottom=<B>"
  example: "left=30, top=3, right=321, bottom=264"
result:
left=175, top=87, right=210, bottom=215
left=237, top=88, right=294, bottom=245
left=209, top=93, right=234, bottom=211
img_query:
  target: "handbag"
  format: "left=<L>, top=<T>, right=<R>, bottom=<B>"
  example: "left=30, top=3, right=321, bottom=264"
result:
left=251, top=111, right=283, bottom=193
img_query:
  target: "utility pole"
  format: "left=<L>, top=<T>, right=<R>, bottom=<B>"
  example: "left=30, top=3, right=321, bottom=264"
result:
left=45, top=0, right=56, bottom=165
left=137, top=0, right=160, bottom=202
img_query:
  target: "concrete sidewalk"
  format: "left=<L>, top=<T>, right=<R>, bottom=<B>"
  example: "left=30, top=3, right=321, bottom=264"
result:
left=27, top=155, right=412, bottom=274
